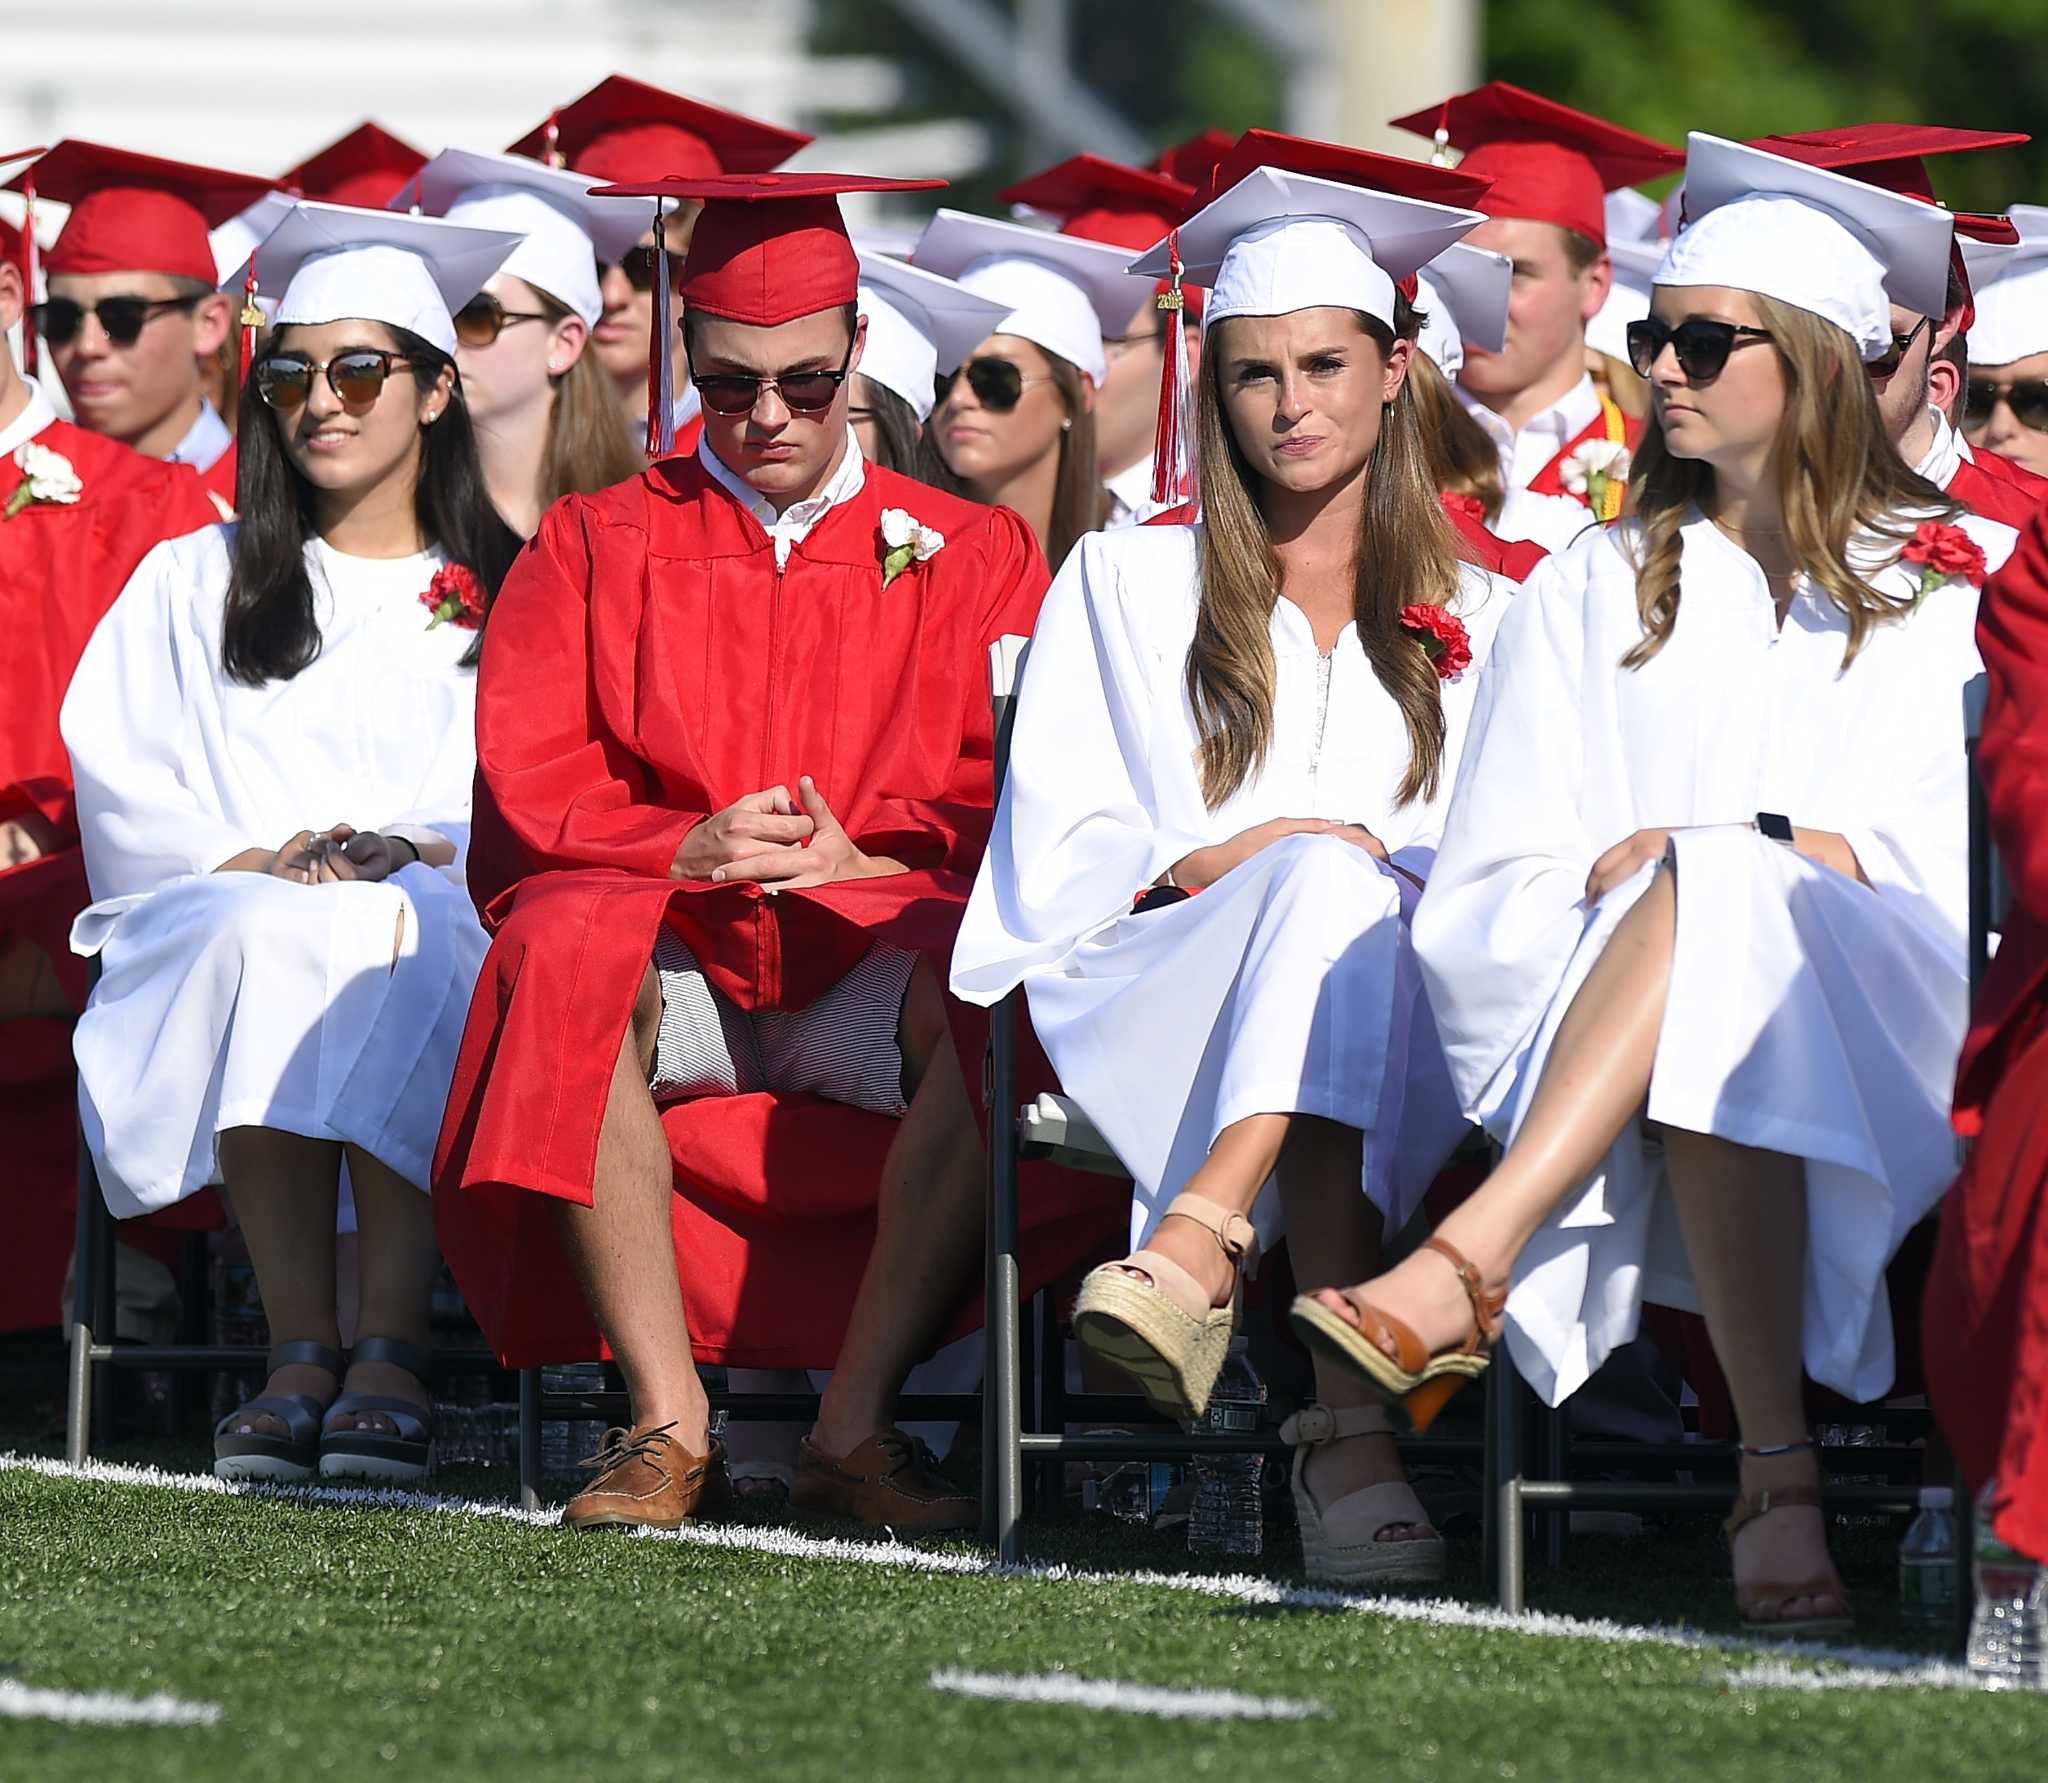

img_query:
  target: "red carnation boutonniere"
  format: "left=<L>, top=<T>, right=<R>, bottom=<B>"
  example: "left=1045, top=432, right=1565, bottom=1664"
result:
left=1399, top=603, right=1473, bottom=681
left=420, top=562, right=486, bottom=631
left=1900, top=521, right=1988, bottom=609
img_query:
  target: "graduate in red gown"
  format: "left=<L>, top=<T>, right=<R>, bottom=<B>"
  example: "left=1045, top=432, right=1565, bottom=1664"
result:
left=435, top=171, right=1112, bottom=1533
left=1927, top=501, right=2048, bottom=1563
left=0, top=244, right=218, bottom=1332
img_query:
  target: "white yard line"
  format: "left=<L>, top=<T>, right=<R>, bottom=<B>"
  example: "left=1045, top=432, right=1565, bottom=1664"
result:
left=2, top=1452, right=1977, bottom=1689
left=930, top=1668, right=1323, bottom=1720
left=0, top=1679, right=221, bottom=1727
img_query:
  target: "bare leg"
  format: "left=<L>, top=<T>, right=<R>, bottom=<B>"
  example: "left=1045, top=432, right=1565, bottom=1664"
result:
left=1316, top=867, right=1677, bottom=1353
left=327, top=1145, right=440, bottom=1434
left=1117, top=1112, right=1293, bottom=1308
left=552, top=963, right=711, bottom=1447
left=217, top=1126, right=346, bottom=1431
left=1274, top=1117, right=1428, bottom=1542
left=811, top=959, right=991, bottom=1457
left=1665, top=1130, right=1842, bottom=1623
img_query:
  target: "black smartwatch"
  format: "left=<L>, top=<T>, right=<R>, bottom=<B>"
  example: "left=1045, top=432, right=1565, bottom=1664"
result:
left=1754, top=811, right=1795, bottom=848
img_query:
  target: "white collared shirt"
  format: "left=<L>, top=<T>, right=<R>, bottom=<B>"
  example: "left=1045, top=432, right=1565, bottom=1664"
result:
left=167, top=401, right=233, bottom=474
left=0, top=376, right=59, bottom=459
left=1457, top=373, right=1602, bottom=491
left=699, top=426, right=867, bottom=570
left=1912, top=404, right=1966, bottom=492
left=1104, top=453, right=1159, bottom=529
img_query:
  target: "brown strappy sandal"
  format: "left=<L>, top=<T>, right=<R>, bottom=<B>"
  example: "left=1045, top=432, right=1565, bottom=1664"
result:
left=1287, top=1237, right=1506, bottom=1433
left=1072, top=1191, right=1256, bottom=1422
left=1724, top=1440, right=1855, bottom=1639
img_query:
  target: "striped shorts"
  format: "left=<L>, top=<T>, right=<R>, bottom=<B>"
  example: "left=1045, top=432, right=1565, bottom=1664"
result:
left=648, top=927, right=917, bottom=1118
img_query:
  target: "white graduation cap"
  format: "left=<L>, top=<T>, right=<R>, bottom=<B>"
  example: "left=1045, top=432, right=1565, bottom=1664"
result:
left=911, top=209, right=1155, bottom=386
left=1415, top=240, right=1511, bottom=375
left=1963, top=204, right=2048, bottom=367
left=211, top=191, right=297, bottom=289
left=854, top=245, right=1012, bottom=422
left=396, top=147, right=649, bottom=329
left=227, top=201, right=522, bottom=358
left=1128, top=166, right=1485, bottom=337
left=1656, top=132, right=1954, bottom=361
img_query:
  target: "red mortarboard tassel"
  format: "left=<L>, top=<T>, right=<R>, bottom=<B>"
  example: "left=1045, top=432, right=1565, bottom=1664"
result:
left=237, top=260, right=262, bottom=392
left=646, top=203, right=676, bottom=458
left=18, top=169, right=37, bottom=377
left=1149, top=226, right=1194, bottom=510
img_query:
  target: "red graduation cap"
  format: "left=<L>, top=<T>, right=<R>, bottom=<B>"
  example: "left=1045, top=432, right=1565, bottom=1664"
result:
left=1150, top=128, right=1237, bottom=189
left=999, top=154, right=1193, bottom=252
left=1750, top=124, right=2026, bottom=246
left=1203, top=128, right=1493, bottom=213
left=587, top=171, right=944, bottom=454
left=10, top=140, right=278, bottom=283
left=1389, top=82, right=1681, bottom=245
left=281, top=121, right=428, bottom=210
left=510, top=76, right=811, bottom=183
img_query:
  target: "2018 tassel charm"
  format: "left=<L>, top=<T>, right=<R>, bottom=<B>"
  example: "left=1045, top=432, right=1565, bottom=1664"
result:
left=1148, top=226, right=1194, bottom=511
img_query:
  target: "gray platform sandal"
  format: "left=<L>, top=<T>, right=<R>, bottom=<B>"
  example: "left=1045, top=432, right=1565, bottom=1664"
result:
left=318, top=1336, right=435, bottom=1483
left=214, top=1340, right=345, bottom=1483
left=1281, top=1401, right=1446, bottom=1589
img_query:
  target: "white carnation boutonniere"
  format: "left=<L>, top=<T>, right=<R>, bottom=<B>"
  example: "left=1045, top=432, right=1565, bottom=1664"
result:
left=4, top=442, right=84, bottom=520
left=1558, top=437, right=1631, bottom=518
left=879, top=506, right=945, bottom=587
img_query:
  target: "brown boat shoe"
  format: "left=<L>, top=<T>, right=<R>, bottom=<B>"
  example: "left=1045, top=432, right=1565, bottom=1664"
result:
left=790, top=1428, right=978, bottom=1535
left=562, top=1422, right=734, bottom=1533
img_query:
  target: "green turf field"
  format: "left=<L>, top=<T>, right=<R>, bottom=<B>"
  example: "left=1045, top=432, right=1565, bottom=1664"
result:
left=4, top=1454, right=2044, bottom=1782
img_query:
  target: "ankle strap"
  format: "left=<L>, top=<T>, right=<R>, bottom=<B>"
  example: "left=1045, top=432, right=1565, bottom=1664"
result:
left=268, top=1339, right=345, bottom=1376
left=1163, top=1193, right=1259, bottom=1278
left=1279, top=1402, right=1391, bottom=1448
left=349, top=1335, right=433, bottom=1377
left=1419, top=1236, right=1506, bottom=1346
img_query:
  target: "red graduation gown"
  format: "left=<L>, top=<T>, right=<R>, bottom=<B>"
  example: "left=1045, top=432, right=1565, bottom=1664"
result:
left=1927, top=501, right=2048, bottom=1558
left=434, top=454, right=1120, bottom=1368
left=1945, top=445, right=2048, bottom=531
left=0, top=419, right=218, bottom=1332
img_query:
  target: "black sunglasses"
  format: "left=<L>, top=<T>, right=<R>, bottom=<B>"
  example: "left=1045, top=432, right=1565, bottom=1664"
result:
left=1964, top=376, right=2048, bottom=436
left=254, top=350, right=419, bottom=412
left=597, top=245, right=664, bottom=295
left=1627, top=316, right=1775, bottom=383
left=31, top=293, right=199, bottom=348
left=1864, top=316, right=1932, bottom=380
left=454, top=293, right=552, bottom=348
left=687, top=337, right=856, bottom=417
left=933, top=356, right=1055, bottom=414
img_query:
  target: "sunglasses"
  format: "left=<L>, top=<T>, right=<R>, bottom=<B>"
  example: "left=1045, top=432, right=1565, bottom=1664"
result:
left=1964, top=376, right=2048, bottom=435
left=454, top=293, right=551, bottom=348
left=1864, top=316, right=1932, bottom=380
left=31, top=293, right=199, bottom=348
left=1627, top=316, right=1775, bottom=383
left=254, top=350, right=419, bottom=412
left=687, top=338, right=856, bottom=417
left=597, top=245, right=665, bottom=294
left=933, top=356, right=1055, bottom=413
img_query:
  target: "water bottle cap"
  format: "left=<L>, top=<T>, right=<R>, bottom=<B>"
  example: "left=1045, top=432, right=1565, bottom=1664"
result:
left=1920, top=1486, right=1954, bottom=1510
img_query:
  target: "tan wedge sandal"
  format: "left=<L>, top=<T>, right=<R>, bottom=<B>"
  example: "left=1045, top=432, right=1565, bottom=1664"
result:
left=1724, top=1441, right=1855, bottom=1639
left=1281, top=1401, right=1446, bottom=1589
left=1288, top=1236, right=1506, bottom=1433
left=1072, top=1192, right=1256, bottom=1422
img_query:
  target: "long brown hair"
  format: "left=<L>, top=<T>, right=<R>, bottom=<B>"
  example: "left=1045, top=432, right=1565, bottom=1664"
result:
left=1188, top=300, right=1462, bottom=810
left=1623, top=292, right=1964, bottom=670
left=1405, top=347, right=1505, bottom=521
left=535, top=288, right=645, bottom=502
left=1046, top=352, right=1109, bottom=571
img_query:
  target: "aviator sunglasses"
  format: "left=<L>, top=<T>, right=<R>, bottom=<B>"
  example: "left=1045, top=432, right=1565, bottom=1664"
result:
left=30, top=293, right=199, bottom=348
left=1626, top=315, right=1775, bottom=383
left=453, top=292, right=551, bottom=348
left=686, top=338, right=856, bottom=416
left=933, top=355, right=1055, bottom=413
left=1964, top=376, right=2048, bottom=436
left=253, top=350, right=419, bottom=412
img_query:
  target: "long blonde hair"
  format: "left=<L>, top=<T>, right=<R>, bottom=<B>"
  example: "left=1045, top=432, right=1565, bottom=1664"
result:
left=534, top=288, right=646, bottom=502
left=1623, top=292, right=1964, bottom=670
left=1189, top=300, right=1461, bottom=810
left=1405, top=347, right=1506, bottom=522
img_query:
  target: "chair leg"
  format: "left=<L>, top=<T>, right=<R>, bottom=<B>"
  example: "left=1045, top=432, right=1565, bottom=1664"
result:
left=518, top=1367, right=542, bottom=1513
left=1489, top=1347, right=1526, bottom=1613
left=984, top=990, right=1024, bottom=1564
left=65, top=1132, right=100, bottom=1466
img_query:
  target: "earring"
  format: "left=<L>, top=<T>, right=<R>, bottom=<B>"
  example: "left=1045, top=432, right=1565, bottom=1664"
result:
left=1061, top=417, right=1073, bottom=432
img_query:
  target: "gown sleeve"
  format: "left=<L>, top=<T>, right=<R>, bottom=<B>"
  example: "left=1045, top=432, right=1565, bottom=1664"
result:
left=62, top=531, right=260, bottom=899
left=950, top=529, right=1213, bottom=1003
left=468, top=498, right=706, bottom=909
left=1976, top=508, right=2048, bottom=922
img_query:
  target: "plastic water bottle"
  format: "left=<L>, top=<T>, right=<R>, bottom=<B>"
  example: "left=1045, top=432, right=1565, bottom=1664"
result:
left=1966, top=1480, right=2047, bottom=1689
left=539, top=1363, right=606, bottom=1480
left=1897, top=1485, right=1957, bottom=1633
left=1188, top=1339, right=1265, bottom=1558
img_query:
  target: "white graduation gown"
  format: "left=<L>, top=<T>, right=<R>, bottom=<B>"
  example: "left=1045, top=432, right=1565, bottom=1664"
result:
left=952, top=522, right=1515, bottom=1249
left=1411, top=508, right=2014, bottom=1406
left=61, top=526, right=491, bottom=1216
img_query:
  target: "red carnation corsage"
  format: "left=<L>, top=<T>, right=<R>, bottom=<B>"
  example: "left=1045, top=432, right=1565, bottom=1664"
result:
left=1399, top=603, right=1472, bottom=680
left=1900, top=521, right=1988, bottom=607
left=420, top=562, right=486, bottom=631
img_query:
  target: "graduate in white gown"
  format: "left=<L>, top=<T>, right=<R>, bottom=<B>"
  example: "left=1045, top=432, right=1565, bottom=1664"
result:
left=1292, top=135, right=2015, bottom=1636
left=953, top=151, right=1515, bottom=1587
left=63, top=203, right=523, bottom=1485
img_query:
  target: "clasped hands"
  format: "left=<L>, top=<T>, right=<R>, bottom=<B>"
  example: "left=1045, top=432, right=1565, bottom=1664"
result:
left=672, top=776, right=904, bottom=891
left=256, top=824, right=417, bottom=886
